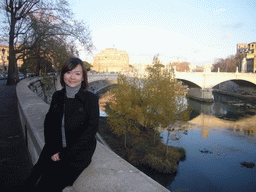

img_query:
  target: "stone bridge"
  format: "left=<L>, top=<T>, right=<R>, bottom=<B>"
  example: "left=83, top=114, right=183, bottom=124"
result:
left=88, top=71, right=256, bottom=89
left=88, top=71, right=256, bottom=102
left=88, top=73, right=118, bottom=83
left=175, top=70, right=256, bottom=102
left=175, top=71, right=256, bottom=89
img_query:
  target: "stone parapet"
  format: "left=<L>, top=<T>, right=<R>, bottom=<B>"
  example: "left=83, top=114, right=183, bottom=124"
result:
left=16, top=77, right=169, bottom=192
left=17, top=77, right=48, bottom=164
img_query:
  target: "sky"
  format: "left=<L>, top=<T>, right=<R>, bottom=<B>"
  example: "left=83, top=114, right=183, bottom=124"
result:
left=70, top=0, right=256, bottom=66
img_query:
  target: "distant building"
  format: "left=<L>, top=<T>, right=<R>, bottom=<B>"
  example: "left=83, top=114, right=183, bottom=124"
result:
left=0, top=44, right=23, bottom=74
left=237, top=43, right=249, bottom=54
left=246, top=42, right=256, bottom=72
left=92, top=48, right=130, bottom=73
left=237, top=42, right=256, bottom=73
left=0, top=45, right=8, bottom=73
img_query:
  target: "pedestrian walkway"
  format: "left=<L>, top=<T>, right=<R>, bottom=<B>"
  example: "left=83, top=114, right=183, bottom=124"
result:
left=0, top=81, right=32, bottom=190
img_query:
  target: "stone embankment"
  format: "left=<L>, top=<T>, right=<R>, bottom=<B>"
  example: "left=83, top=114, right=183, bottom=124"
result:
left=213, top=89, right=256, bottom=103
left=16, top=76, right=169, bottom=192
left=213, top=81, right=256, bottom=103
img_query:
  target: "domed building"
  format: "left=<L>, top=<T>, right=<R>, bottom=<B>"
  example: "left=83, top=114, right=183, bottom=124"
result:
left=92, top=48, right=129, bottom=73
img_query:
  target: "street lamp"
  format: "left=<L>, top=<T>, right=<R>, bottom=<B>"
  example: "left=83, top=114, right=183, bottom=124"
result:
left=2, top=48, right=5, bottom=73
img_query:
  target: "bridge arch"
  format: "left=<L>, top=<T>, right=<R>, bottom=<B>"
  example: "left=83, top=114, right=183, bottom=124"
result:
left=222, top=79, right=256, bottom=87
left=175, top=71, right=256, bottom=89
left=177, top=78, right=256, bottom=90
left=176, top=78, right=201, bottom=89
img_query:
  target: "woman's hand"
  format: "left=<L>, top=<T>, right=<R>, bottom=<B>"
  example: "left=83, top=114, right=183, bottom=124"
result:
left=51, top=152, right=60, bottom=161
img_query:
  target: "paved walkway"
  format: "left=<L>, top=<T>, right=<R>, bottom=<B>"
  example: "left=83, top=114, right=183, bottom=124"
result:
left=0, top=80, right=32, bottom=190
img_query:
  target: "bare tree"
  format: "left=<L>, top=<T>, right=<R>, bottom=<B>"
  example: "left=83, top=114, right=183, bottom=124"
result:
left=212, top=53, right=243, bottom=72
left=1, top=0, right=93, bottom=84
left=1, top=0, right=41, bottom=84
left=152, top=53, right=161, bottom=65
left=172, top=61, right=190, bottom=72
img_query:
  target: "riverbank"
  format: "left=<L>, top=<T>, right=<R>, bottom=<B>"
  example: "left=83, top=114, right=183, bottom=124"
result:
left=98, top=117, right=186, bottom=175
left=213, top=89, right=256, bottom=103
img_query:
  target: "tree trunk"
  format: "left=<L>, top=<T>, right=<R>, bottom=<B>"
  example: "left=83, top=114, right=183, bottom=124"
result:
left=15, top=59, right=19, bottom=83
left=166, top=129, right=170, bottom=156
left=124, top=133, right=127, bottom=148
left=7, top=47, right=16, bottom=85
left=7, top=10, right=16, bottom=85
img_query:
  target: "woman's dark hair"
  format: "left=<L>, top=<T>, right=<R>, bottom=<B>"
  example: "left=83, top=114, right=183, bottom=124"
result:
left=60, top=58, right=88, bottom=91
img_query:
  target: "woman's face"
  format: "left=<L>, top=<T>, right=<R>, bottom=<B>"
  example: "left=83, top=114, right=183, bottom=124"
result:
left=64, top=64, right=83, bottom=88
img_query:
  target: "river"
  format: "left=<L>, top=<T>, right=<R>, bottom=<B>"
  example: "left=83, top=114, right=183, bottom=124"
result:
left=153, top=93, right=256, bottom=192
left=98, top=88, right=256, bottom=191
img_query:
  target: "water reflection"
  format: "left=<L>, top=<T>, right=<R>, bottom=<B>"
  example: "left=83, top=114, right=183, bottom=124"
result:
left=188, top=93, right=256, bottom=138
left=160, top=93, right=256, bottom=192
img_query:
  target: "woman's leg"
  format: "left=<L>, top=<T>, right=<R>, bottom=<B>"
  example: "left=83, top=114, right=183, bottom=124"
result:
left=23, top=145, right=53, bottom=191
left=34, top=160, right=81, bottom=192
left=22, top=160, right=47, bottom=191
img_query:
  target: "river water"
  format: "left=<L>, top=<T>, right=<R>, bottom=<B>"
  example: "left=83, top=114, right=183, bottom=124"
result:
left=155, top=93, right=256, bottom=192
left=99, top=90, right=256, bottom=191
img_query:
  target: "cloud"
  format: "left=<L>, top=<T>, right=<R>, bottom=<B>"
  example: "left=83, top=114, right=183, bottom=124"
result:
left=223, top=21, right=244, bottom=30
left=215, top=8, right=226, bottom=13
left=232, top=22, right=244, bottom=29
left=222, top=33, right=234, bottom=39
left=191, top=48, right=201, bottom=54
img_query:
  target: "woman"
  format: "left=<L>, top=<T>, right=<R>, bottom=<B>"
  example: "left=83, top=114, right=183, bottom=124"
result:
left=24, top=58, right=99, bottom=191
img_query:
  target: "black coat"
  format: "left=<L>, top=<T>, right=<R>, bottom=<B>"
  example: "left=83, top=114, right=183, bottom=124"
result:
left=41, top=87, right=99, bottom=170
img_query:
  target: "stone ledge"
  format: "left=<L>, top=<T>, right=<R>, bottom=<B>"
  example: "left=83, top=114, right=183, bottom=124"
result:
left=67, top=141, right=169, bottom=192
left=17, top=77, right=169, bottom=192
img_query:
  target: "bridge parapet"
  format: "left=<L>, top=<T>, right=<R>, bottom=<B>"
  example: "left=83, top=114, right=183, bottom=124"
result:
left=175, top=71, right=256, bottom=89
left=16, top=76, right=168, bottom=192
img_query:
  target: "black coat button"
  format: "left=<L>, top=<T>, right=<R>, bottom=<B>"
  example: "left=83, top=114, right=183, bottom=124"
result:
left=79, top=108, right=84, bottom=112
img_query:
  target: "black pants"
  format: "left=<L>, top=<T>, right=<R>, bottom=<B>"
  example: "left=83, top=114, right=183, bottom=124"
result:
left=23, top=159, right=82, bottom=192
